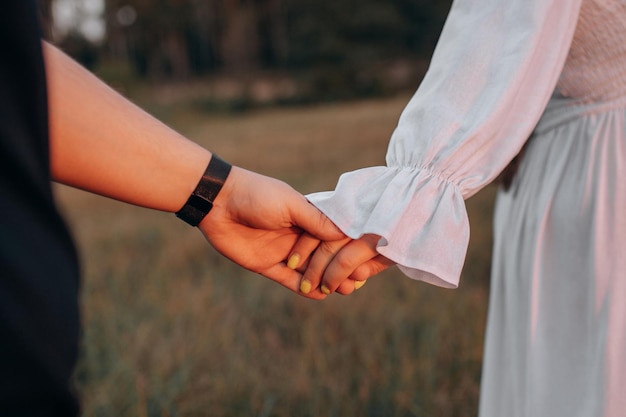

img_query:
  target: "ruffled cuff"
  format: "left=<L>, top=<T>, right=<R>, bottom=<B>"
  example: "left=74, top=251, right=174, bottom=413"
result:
left=307, top=166, right=469, bottom=288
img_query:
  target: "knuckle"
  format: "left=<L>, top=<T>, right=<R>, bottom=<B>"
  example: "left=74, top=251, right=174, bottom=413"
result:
left=333, top=252, right=355, bottom=272
left=318, top=241, right=338, bottom=257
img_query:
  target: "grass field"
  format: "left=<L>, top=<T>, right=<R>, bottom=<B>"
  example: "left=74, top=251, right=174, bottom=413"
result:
left=55, top=91, right=497, bottom=417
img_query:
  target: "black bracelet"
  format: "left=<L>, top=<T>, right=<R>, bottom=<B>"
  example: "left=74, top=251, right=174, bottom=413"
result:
left=175, top=154, right=232, bottom=227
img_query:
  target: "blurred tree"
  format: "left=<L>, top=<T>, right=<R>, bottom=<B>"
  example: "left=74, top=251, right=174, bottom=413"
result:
left=54, top=0, right=452, bottom=89
left=103, top=0, right=194, bottom=79
left=255, top=0, right=289, bottom=66
left=40, top=0, right=102, bottom=69
left=219, top=0, right=259, bottom=71
left=280, top=0, right=451, bottom=99
left=282, top=0, right=451, bottom=68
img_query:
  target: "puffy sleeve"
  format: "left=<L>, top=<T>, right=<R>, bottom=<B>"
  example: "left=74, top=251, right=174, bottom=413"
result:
left=307, top=0, right=583, bottom=288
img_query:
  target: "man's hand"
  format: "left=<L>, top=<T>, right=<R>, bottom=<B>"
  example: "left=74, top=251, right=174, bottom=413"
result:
left=198, top=166, right=346, bottom=299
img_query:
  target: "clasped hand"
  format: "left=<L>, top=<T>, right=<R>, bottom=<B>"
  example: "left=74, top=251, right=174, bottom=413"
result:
left=199, top=166, right=394, bottom=299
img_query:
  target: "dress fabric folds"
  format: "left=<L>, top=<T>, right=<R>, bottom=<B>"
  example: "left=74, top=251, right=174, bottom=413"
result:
left=308, top=0, right=626, bottom=416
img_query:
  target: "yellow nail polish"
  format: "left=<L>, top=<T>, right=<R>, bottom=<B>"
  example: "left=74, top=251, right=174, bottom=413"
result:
left=354, top=280, right=366, bottom=290
left=321, top=285, right=331, bottom=295
left=287, top=253, right=300, bottom=270
left=300, top=279, right=312, bottom=294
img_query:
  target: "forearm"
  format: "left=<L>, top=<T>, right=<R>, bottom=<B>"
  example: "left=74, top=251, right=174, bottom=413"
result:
left=42, top=42, right=346, bottom=298
left=43, top=41, right=209, bottom=212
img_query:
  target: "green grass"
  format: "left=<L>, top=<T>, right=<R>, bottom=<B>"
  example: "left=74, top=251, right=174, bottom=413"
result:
left=55, top=92, right=496, bottom=417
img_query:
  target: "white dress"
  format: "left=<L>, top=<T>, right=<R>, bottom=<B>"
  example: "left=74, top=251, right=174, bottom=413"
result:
left=308, top=0, right=626, bottom=416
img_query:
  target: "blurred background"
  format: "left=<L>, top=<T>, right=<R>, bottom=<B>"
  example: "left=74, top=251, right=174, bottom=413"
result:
left=40, top=0, right=452, bottom=105
left=41, top=1, right=498, bottom=416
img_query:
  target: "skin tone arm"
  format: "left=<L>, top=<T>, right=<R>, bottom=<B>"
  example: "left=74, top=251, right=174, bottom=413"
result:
left=288, top=233, right=395, bottom=295
left=43, top=41, right=344, bottom=299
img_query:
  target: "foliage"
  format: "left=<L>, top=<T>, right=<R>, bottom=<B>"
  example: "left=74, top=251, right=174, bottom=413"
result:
left=52, top=0, right=451, bottom=91
left=283, top=0, right=449, bottom=68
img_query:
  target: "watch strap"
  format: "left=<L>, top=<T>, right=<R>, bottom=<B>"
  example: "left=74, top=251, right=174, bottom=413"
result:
left=175, top=154, right=232, bottom=226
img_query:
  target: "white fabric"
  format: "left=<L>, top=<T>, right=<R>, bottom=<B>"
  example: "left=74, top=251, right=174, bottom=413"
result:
left=308, top=0, right=626, bottom=416
left=309, top=0, right=583, bottom=288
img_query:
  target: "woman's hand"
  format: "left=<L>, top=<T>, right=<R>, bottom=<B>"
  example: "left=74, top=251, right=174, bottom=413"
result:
left=287, top=233, right=396, bottom=295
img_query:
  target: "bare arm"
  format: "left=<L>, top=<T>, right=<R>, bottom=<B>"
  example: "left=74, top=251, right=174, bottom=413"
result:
left=44, top=41, right=208, bottom=211
left=43, top=41, right=344, bottom=297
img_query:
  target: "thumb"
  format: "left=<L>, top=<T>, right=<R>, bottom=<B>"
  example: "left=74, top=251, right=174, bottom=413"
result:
left=290, top=197, right=345, bottom=241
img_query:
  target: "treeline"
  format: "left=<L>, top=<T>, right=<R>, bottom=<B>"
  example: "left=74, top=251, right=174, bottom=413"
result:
left=45, top=0, right=452, bottom=101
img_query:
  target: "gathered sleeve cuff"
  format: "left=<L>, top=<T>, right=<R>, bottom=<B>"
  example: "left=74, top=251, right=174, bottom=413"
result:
left=308, top=0, right=584, bottom=288
left=308, top=166, right=468, bottom=288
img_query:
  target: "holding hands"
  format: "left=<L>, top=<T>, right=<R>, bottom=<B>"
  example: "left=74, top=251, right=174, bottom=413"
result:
left=287, top=232, right=396, bottom=296
left=197, top=161, right=395, bottom=299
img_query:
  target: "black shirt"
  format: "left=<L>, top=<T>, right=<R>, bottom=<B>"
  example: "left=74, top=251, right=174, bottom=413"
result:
left=0, top=1, right=80, bottom=415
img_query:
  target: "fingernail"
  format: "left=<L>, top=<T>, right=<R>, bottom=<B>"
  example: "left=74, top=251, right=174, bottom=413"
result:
left=287, top=253, right=300, bottom=270
left=321, top=285, right=331, bottom=295
left=354, top=280, right=366, bottom=290
left=300, top=279, right=312, bottom=294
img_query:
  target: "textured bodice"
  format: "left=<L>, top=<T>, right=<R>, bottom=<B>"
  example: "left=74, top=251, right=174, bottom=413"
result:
left=556, top=0, right=626, bottom=102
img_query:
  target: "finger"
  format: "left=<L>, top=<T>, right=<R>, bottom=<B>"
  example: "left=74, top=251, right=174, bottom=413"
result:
left=286, top=232, right=321, bottom=271
left=260, top=263, right=327, bottom=300
left=289, top=198, right=346, bottom=241
left=350, top=255, right=396, bottom=282
left=335, top=255, right=395, bottom=295
left=321, top=234, right=381, bottom=294
left=336, top=279, right=358, bottom=295
left=335, top=274, right=372, bottom=295
left=300, top=238, right=352, bottom=295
